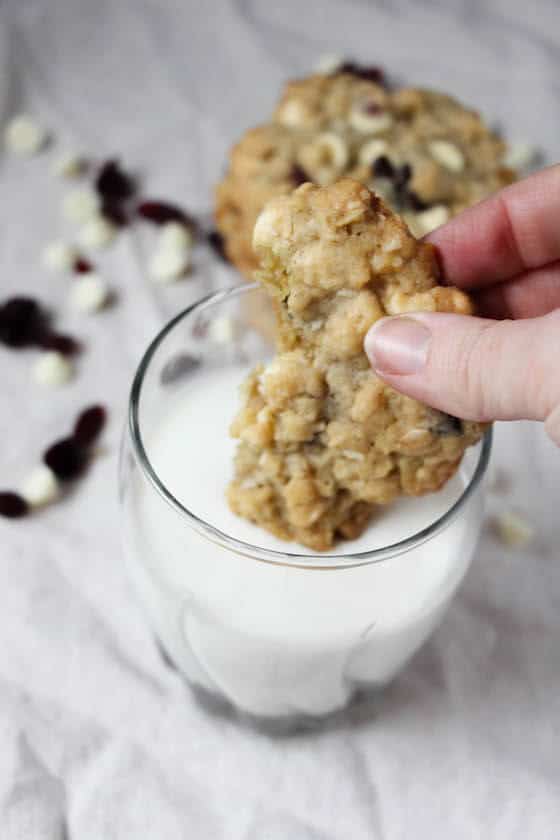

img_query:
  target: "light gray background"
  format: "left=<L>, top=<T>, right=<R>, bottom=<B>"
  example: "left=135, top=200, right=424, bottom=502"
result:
left=1, top=1, right=559, bottom=838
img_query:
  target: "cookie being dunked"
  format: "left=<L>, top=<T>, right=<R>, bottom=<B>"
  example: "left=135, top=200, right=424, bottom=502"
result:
left=228, top=180, right=485, bottom=551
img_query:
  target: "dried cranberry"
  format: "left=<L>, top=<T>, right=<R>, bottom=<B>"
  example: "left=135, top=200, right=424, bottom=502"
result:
left=0, top=297, right=45, bottom=348
left=0, top=492, right=28, bottom=519
left=96, top=159, right=136, bottom=202
left=137, top=200, right=193, bottom=227
left=376, top=160, right=429, bottom=213
left=102, top=200, right=128, bottom=227
left=0, top=297, right=79, bottom=354
left=403, top=189, right=428, bottom=212
left=395, top=183, right=428, bottom=213
left=74, top=258, right=93, bottom=274
left=73, top=405, right=107, bottom=447
left=395, top=163, right=412, bottom=185
left=40, top=333, right=80, bottom=356
left=339, top=61, right=386, bottom=86
left=364, top=101, right=382, bottom=115
left=207, top=230, right=229, bottom=262
left=432, top=413, right=463, bottom=436
left=372, top=156, right=394, bottom=179
left=44, top=438, right=87, bottom=480
left=290, top=164, right=310, bottom=186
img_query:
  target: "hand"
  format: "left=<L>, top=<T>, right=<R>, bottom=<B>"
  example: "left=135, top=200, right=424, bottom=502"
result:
left=364, top=165, right=560, bottom=445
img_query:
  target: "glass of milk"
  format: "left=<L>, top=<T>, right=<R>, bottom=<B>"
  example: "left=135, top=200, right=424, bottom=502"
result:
left=120, top=283, right=491, bottom=723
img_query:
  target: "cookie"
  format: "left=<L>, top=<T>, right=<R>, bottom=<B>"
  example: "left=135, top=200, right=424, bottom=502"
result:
left=227, top=180, right=485, bottom=551
left=215, top=71, right=515, bottom=277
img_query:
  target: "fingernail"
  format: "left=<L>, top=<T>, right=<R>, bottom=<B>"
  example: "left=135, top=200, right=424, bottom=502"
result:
left=364, top=316, right=431, bottom=375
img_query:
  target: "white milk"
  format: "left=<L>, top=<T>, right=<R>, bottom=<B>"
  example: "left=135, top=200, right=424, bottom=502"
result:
left=123, top=365, right=483, bottom=719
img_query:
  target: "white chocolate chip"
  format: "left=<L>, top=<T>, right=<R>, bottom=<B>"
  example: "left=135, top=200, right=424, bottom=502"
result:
left=411, top=204, right=450, bottom=236
left=315, top=132, right=349, bottom=171
left=41, top=241, right=78, bottom=273
left=208, top=315, right=237, bottom=343
left=429, top=140, right=465, bottom=172
left=309, top=319, right=324, bottom=331
left=4, top=114, right=47, bottom=156
left=495, top=509, right=534, bottom=548
left=253, top=205, right=283, bottom=248
left=20, top=465, right=59, bottom=508
left=51, top=152, right=86, bottom=179
left=341, top=449, right=365, bottom=461
left=349, top=106, right=393, bottom=135
left=401, top=429, right=431, bottom=444
left=69, top=274, right=109, bottom=313
left=358, top=138, right=389, bottom=166
left=149, top=247, right=190, bottom=283
left=159, top=221, right=192, bottom=251
left=257, top=407, right=272, bottom=424
left=62, top=188, right=100, bottom=224
left=263, top=359, right=282, bottom=379
left=277, top=99, right=308, bottom=128
left=33, top=351, right=73, bottom=387
left=297, top=133, right=349, bottom=185
left=503, top=142, right=538, bottom=172
left=384, top=291, right=404, bottom=314
left=78, top=214, right=117, bottom=250
left=149, top=222, right=193, bottom=283
left=314, top=53, right=344, bottom=75
left=371, top=253, right=387, bottom=273
left=382, top=235, right=402, bottom=253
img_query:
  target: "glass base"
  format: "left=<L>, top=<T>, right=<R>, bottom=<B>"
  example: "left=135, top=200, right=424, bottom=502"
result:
left=154, top=634, right=386, bottom=736
left=121, top=284, right=489, bottom=729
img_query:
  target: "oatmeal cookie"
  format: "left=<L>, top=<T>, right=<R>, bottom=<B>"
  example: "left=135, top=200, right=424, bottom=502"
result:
left=227, top=180, right=485, bottom=551
left=215, top=70, right=514, bottom=277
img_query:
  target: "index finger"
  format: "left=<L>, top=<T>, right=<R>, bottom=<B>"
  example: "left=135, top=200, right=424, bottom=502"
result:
left=427, top=164, right=560, bottom=289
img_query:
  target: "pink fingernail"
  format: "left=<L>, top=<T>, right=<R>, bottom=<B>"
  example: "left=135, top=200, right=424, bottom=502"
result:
left=364, top=316, right=431, bottom=375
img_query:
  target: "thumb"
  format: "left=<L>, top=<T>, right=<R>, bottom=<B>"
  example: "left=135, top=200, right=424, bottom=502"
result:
left=364, top=309, right=560, bottom=445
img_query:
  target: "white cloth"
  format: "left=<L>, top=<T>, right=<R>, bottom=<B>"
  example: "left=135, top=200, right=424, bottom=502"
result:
left=1, top=1, right=560, bottom=837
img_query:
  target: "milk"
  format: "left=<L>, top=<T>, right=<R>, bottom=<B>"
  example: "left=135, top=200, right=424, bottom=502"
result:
left=123, top=365, right=483, bottom=719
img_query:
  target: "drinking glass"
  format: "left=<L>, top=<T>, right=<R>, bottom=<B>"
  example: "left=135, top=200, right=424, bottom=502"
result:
left=120, top=283, right=491, bottom=723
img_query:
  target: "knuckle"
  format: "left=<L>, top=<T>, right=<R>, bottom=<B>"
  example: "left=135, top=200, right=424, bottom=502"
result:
left=456, top=323, right=502, bottom=421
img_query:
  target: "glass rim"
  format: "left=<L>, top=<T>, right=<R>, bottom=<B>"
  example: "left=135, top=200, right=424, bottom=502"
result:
left=128, top=283, right=492, bottom=570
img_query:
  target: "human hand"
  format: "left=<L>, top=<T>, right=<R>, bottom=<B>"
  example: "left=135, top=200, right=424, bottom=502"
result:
left=364, top=165, right=560, bottom=445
